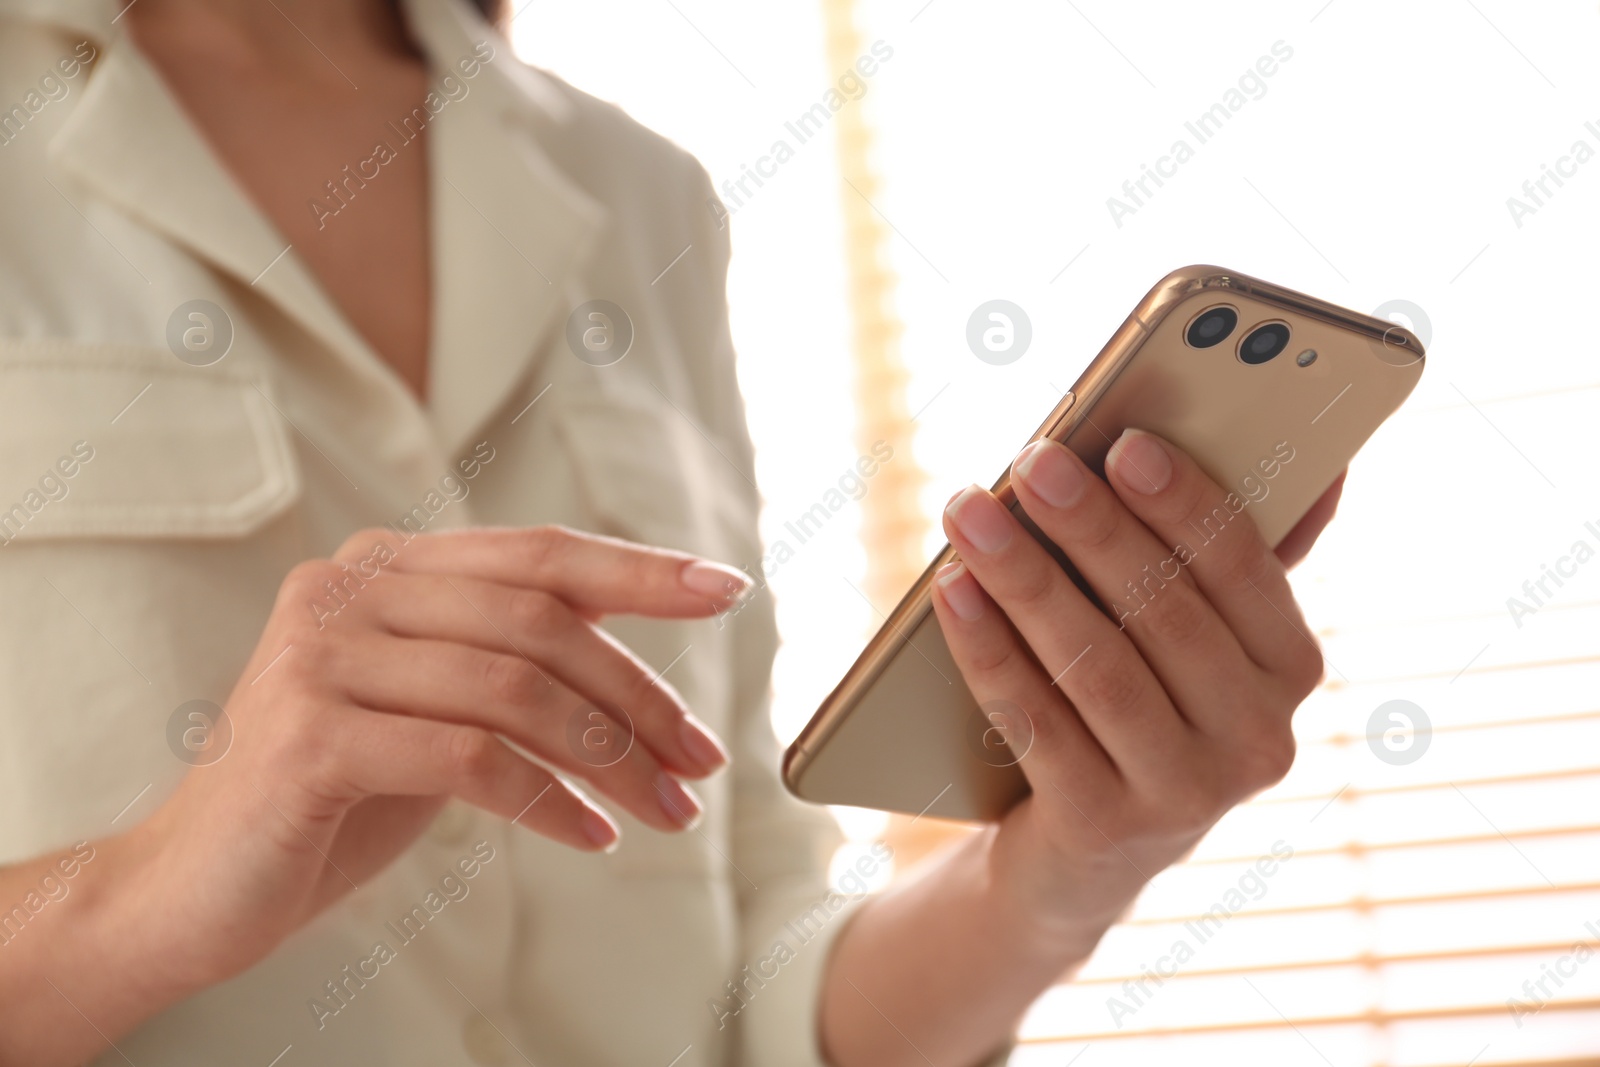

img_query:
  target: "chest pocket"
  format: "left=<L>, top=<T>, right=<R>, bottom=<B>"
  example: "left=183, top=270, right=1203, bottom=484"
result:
left=552, top=389, right=757, bottom=879
left=0, top=339, right=300, bottom=541
left=0, top=339, right=303, bottom=864
left=553, top=389, right=760, bottom=566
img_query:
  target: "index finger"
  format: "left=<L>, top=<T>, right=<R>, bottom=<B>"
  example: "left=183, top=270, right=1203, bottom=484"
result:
left=333, top=526, right=752, bottom=618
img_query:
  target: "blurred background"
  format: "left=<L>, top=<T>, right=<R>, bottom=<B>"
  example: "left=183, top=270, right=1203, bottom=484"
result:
left=513, top=1, right=1600, bottom=1063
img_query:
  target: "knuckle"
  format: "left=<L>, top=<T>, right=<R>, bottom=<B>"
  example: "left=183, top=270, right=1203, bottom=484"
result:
left=441, top=726, right=499, bottom=778
left=533, top=523, right=574, bottom=542
left=1077, top=658, right=1147, bottom=716
left=1015, top=698, right=1059, bottom=749
left=1183, top=499, right=1240, bottom=546
left=478, top=653, right=537, bottom=705
left=1206, top=723, right=1297, bottom=797
left=624, top=665, right=683, bottom=724
left=280, top=559, right=342, bottom=604
left=1216, top=537, right=1277, bottom=591
left=274, top=635, right=335, bottom=690
left=507, top=588, right=566, bottom=634
left=1134, top=588, right=1211, bottom=647
left=333, top=527, right=387, bottom=562
left=1247, top=730, right=1298, bottom=788
left=529, top=524, right=574, bottom=554
left=1283, top=640, right=1327, bottom=696
left=1163, top=479, right=1211, bottom=521
left=1069, top=505, right=1122, bottom=553
left=525, top=525, right=580, bottom=580
left=1001, top=569, right=1057, bottom=612
left=963, top=632, right=1022, bottom=677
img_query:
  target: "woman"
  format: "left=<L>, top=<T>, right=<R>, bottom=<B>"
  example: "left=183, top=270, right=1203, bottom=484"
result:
left=0, top=0, right=1340, bottom=1064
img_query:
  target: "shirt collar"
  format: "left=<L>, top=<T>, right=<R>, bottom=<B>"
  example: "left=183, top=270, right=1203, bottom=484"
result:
left=0, top=0, right=114, bottom=40
left=31, top=0, right=606, bottom=459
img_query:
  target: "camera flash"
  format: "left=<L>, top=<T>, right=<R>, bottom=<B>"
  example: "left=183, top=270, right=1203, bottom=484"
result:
left=1295, top=348, right=1318, bottom=367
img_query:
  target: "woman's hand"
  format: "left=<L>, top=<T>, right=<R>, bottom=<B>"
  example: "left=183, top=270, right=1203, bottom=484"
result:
left=820, top=437, right=1342, bottom=1067
left=119, top=526, right=746, bottom=994
left=932, top=430, right=1334, bottom=943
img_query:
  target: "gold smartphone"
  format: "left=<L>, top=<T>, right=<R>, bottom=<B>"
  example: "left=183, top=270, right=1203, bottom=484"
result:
left=782, top=265, right=1425, bottom=822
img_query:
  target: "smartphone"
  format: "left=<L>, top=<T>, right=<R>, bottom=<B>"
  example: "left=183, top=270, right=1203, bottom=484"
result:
left=782, top=265, right=1425, bottom=822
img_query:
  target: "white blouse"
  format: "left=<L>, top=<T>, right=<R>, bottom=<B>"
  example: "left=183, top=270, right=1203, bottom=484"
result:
left=0, top=0, right=849, bottom=1063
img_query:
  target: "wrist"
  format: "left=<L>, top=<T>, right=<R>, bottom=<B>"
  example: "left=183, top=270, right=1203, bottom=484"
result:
left=0, top=822, right=209, bottom=1066
left=983, top=814, right=1142, bottom=959
left=81, top=812, right=219, bottom=1004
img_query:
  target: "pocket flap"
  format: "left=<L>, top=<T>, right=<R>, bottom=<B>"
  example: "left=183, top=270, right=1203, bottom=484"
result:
left=553, top=391, right=760, bottom=564
left=0, top=339, right=301, bottom=540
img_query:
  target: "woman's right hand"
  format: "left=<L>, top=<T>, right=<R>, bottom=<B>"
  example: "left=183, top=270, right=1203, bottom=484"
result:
left=121, top=525, right=748, bottom=992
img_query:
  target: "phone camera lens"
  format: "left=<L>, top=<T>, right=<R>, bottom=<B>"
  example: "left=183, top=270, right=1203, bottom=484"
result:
left=1239, top=322, right=1291, bottom=365
left=1186, top=306, right=1238, bottom=349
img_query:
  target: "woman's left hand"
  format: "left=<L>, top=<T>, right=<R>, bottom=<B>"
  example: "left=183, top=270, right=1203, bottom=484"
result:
left=931, top=429, right=1338, bottom=944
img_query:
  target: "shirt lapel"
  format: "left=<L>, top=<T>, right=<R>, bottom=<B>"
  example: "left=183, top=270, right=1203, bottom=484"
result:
left=404, top=0, right=608, bottom=457
left=45, top=23, right=409, bottom=410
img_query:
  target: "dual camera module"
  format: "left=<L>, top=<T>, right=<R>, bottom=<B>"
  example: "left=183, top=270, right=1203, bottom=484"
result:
left=1185, top=305, right=1295, bottom=365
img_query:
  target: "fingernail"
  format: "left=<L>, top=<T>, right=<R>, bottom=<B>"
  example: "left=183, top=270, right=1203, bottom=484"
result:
left=1015, top=440, right=1087, bottom=508
left=945, top=486, right=1013, bottom=554
left=935, top=561, right=985, bottom=621
left=656, top=772, right=704, bottom=828
left=681, top=560, right=751, bottom=603
left=678, top=716, right=729, bottom=773
left=1107, top=429, right=1172, bottom=495
left=581, top=806, right=621, bottom=852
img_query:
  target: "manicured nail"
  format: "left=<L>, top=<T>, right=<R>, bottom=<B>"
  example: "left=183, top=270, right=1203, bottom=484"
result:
left=656, top=773, right=704, bottom=828
left=581, top=806, right=621, bottom=852
left=935, top=561, right=985, bottom=621
left=946, top=486, right=1013, bottom=554
left=1015, top=440, right=1087, bottom=509
left=1107, top=429, right=1172, bottom=494
left=681, top=560, right=752, bottom=602
left=678, top=716, right=729, bottom=774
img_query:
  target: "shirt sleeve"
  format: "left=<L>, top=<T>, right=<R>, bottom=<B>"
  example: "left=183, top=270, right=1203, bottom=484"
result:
left=726, top=646, right=860, bottom=1067
left=675, top=163, right=1012, bottom=1067
left=667, top=162, right=863, bottom=1067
